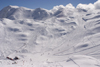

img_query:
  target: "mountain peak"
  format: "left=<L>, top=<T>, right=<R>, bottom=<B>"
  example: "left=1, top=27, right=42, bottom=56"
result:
left=32, top=7, right=50, bottom=20
left=7, top=5, right=19, bottom=9
left=36, top=8, right=43, bottom=10
left=66, top=3, right=75, bottom=9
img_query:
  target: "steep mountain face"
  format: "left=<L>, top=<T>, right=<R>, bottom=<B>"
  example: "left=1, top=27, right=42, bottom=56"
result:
left=32, top=8, right=51, bottom=20
left=0, top=5, right=100, bottom=67
left=0, top=5, right=18, bottom=19
left=0, top=5, right=33, bottom=20
left=53, top=8, right=75, bottom=17
left=0, top=5, right=51, bottom=20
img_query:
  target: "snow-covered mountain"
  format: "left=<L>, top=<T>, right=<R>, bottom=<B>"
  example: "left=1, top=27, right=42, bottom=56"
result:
left=0, top=5, right=51, bottom=20
left=0, top=1, right=100, bottom=67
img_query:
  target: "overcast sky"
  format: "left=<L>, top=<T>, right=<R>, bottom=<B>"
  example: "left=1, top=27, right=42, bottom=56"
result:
left=0, top=0, right=99, bottom=10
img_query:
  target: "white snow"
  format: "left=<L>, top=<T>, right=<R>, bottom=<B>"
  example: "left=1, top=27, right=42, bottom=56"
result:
left=76, top=3, right=95, bottom=10
left=94, top=0, right=100, bottom=9
left=0, top=0, right=100, bottom=67
left=9, top=5, right=19, bottom=8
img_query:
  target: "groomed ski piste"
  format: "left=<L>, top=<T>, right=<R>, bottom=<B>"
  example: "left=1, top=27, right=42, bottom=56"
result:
left=0, top=0, right=100, bottom=67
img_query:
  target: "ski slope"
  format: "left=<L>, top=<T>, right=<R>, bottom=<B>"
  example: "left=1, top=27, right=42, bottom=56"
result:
left=0, top=1, right=100, bottom=67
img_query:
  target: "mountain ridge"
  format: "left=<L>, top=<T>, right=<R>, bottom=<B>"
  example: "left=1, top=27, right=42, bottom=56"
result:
left=0, top=5, right=86, bottom=20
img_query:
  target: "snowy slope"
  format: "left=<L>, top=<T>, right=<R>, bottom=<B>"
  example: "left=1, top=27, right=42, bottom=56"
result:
left=0, top=2, right=100, bottom=67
